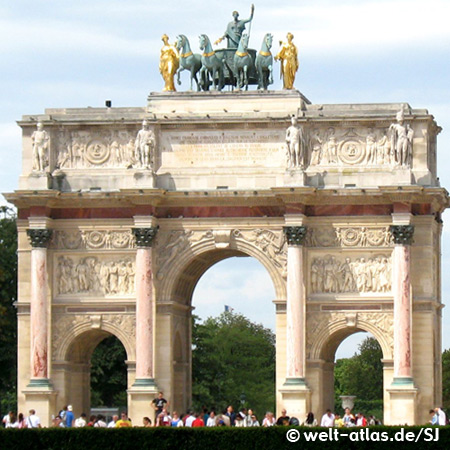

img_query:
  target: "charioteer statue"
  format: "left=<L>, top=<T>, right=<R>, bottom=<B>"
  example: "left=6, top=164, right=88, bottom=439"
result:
left=215, top=4, right=255, bottom=49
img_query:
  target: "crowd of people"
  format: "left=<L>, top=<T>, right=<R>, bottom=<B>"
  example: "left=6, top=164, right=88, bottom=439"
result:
left=2, top=395, right=447, bottom=429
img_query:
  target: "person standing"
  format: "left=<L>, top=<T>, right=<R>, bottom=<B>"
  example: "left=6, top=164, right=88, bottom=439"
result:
left=75, top=413, right=87, bottom=428
left=65, top=405, right=74, bottom=428
left=26, top=410, right=41, bottom=428
left=320, top=410, right=335, bottom=427
left=115, top=412, right=132, bottom=427
left=152, top=392, right=169, bottom=419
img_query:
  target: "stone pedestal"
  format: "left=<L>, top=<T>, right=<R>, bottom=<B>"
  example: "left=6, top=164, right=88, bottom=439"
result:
left=22, top=387, right=57, bottom=428
left=284, top=170, right=306, bottom=187
left=279, top=384, right=311, bottom=422
left=127, top=387, right=159, bottom=424
left=387, top=386, right=418, bottom=425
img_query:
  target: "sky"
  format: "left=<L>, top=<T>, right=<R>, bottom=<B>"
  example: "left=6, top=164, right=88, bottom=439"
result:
left=1, top=0, right=450, bottom=358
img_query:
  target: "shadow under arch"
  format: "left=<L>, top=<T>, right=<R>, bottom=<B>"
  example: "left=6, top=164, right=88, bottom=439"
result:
left=158, top=238, right=286, bottom=304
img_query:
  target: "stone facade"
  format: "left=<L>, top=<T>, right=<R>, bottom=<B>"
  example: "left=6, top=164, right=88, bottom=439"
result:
left=6, top=90, right=447, bottom=426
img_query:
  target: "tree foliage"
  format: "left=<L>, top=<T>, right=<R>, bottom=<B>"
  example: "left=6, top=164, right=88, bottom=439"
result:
left=192, top=312, right=275, bottom=417
left=443, top=349, right=450, bottom=410
left=90, top=335, right=127, bottom=407
left=0, top=206, right=18, bottom=414
left=334, top=336, right=383, bottom=403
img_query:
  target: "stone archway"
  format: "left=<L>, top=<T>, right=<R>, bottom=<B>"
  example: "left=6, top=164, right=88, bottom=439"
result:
left=51, top=314, right=135, bottom=416
left=306, top=312, right=393, bottom=423
left=152, top=228, right=286, bottom=414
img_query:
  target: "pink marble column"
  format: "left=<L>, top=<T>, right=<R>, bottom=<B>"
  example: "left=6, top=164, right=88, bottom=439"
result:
left=390, top=225, right=414, bottom=383
left=27, top=228, right=52, bottom=385
left=284, top=226, right=307, bottom=384
left=132, top=227, right=158, bottom=386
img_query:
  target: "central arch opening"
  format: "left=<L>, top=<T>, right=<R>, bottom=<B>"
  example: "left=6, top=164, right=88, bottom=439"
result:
left=185, top=253, right=277, bottom=422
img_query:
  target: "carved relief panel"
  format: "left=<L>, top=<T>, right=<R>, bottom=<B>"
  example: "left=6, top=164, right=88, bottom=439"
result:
left=309, top=253, right=392, bottom=295
left=55, top=127, right=143, bottom=169
left=54, top=254, right=135, bottom=297
left=51, top=229, right=136, bottom=250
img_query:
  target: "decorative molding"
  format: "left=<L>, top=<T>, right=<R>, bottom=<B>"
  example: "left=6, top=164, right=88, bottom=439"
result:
left=51, top=229, right=136, bottom=250
left=283, top=226, right=307, bottom=246
left=56, top=255, right=135, bottom=296
left=132, top=227, right=159, bottom=248
left=305, top=226, right=392, bottom=248
left=27, top=229, right=53, bottom=248
left=310, top=254, right=392, bottom=294
left=390, top=225, right=414, bottom=245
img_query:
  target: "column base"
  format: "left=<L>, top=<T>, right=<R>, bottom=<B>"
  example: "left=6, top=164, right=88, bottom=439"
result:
left=128, top=383, right=160, bottom=424
left=387, top=384, right=418, bottom=425
left=279, top=381, right=311, bottom=422
left=22, top=383, right=57, bottom=428
left=391, top=377, right=414, bottom=387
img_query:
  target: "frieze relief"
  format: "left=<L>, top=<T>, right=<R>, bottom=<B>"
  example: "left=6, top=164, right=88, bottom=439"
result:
left=306, top=127, right=403, bottom=168
left=310, top=254, right=392, bottom=294
left=304, top=226, right=392, bottom=248
left=51, top=229, right=136, bottom=250
left=55, top=128, right=142, bottom=169
left=306, top=311, right=394, bottom=358
left=52, top=313, right=135, bottom=358
left=56, top=255, right=135, bottom=296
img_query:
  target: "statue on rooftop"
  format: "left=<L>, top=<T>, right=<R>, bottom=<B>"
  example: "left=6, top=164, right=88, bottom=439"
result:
left=32, top=122, right=50, bottom=172
left=389, top=109, right=414, bottom=167
left=159, top=34, right=179, bottom=92
left=215, top=4, right=255, bottom=49
left=135, top=120, right=156, bottom=169
left=275, top=32, right=298, bottom=90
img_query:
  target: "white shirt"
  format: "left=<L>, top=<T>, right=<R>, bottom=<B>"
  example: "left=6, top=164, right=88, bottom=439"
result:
left=27, top=414, right=41, bottom=428
left=75, top=417, right=86, bottom=427
left=185, top=415, right=195, bottom=427
left=107, top=420, right=116, bottom=428
left=437, top=409, right=447, bottom=426
left=321, top=413, right=335, bottom=427
left=206, top=417, right=216, bottom=427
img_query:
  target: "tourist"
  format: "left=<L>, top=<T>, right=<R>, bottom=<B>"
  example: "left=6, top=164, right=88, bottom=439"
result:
left=152, top=392, right=169, bottom=419
left=276, top=408, right=290, bottom=426
left=58, top=405, right=68, bottom=426
left=184, top=409, right=195, bottom=427
left=202, top=407, right=209, bottom=425
left=248, top=413, right=260, bottom=427
left=87, top=415, right=97, bottom=426
left=94, top=414, right=107, bottom=427
left=66, top=405, right=74, bottom=427
left=343, top=407, right=354, bottom=427
left=226, top=405, right=236, bottom=426
left=142, top=417, right=152, bottom=427
left=303, top=412, right=317, bottom=427
left=206, top=410, right=217, bottom=427
left=75, top=413, right=87, bottom=427
left=2, top=411, right=12, bottom=427
left=27, top=409, right=41, bottom=428
left=356, top=412, right=367, bottom=427
left=234, top=413, right=245, bottom=427
left=192, top=412, right=205, bottom=427
left=170, top=411, right=182, bottom=427
left=262, top=412, right=276, bottom=427
left=6, top=413, right=18, bottom=428
left=107, top=414, right=118, bottom=428
left=320, top=409, right=335, bottom=427
left=435, top=407, right=447, bottom=425
left=115, top=411, right=132, bottom=427
left=334, top=414, right=344, bottom=427
left=17, top=413, right=27, bottom=429
left=220, top=409, right=231, bottom=426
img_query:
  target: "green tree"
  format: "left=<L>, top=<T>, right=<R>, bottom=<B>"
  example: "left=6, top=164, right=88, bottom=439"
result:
left=0, top=206, right=18, bottom=414
left=334, top=336, right=383, bottom=417
left=90, top=335, right=127, bottom=407
left=192, top=312, right=275, bottom=418
left=443, top=349, right=450, bottom=410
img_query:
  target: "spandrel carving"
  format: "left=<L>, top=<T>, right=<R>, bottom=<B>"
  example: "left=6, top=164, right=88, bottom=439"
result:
left=56, top=255, right=135, bottom=296
left=310, top=254, right=392, bottom=294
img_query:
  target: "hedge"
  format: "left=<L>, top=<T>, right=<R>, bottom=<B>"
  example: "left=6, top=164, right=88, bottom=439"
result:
left=0, top=426, right=448, bottom=450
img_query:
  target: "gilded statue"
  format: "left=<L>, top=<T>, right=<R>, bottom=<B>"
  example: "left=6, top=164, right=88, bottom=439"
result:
left=159, top=34, right=179, bottom=92
left=275, top=32, right=298, bottom=90
left=215, top=4, right=255, bottom=49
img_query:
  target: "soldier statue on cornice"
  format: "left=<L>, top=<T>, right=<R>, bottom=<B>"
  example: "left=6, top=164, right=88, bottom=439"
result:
left=215, top=4, right=255, bottom=49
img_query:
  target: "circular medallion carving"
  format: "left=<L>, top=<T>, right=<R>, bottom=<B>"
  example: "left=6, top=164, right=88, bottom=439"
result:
left=85, top=140, right=110, bottom=165
left=85, top=230, right=108, bottom=248
left=340, top=228, right=361, bottom=246
left=338, top=139, right=365, bottom=165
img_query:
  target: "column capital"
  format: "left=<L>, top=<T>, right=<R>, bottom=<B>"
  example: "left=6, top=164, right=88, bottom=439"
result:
left=132, top=226, right=159, bottom=248
left=390, top=225, right=414, bottom=245
left=26, top=229, right=53, bottom=248
left=283, top=226, right=307, bottom=246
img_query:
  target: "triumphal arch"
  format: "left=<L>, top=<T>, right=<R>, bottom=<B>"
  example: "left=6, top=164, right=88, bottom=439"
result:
left=6, top=17, right=448, bottom=425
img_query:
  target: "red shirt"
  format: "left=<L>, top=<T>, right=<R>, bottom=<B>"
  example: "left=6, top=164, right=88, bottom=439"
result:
left=192, top=418, right=205, bottom=427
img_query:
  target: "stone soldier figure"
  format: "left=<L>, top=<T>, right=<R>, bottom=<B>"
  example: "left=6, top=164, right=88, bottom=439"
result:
left=285, top=116, right=304, bottom=168
left=31, top=122, right=50, bottom=172
left=215, top=4, right=255, bottom=49
left=389, top=109, right=414, bottom=167
left=135, top=120, right=156, bottom=169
